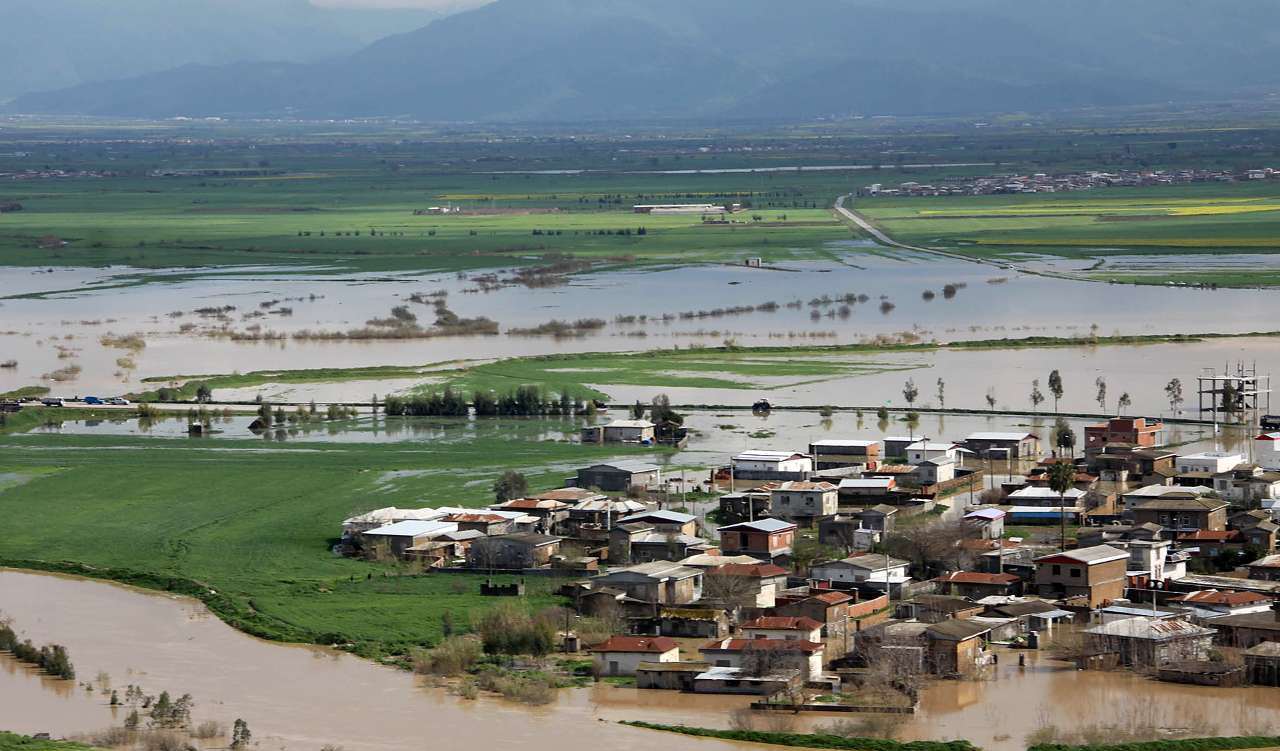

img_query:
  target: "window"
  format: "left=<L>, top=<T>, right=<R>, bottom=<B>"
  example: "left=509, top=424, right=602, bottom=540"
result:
left=1070, top=568, right=1081, bottom=578
left=1052, top=564, right=1061, bottom=576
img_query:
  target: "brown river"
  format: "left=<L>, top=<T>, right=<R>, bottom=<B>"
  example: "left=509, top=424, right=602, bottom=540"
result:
left=4, top=570, right=1280, bottom=751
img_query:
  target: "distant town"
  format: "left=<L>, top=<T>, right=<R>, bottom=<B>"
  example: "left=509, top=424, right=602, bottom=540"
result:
left=862, top=167, right=1280, bottom=198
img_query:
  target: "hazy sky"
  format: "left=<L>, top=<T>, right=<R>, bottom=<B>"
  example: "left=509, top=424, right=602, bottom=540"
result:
left=311, top=0, right=492, bottom=9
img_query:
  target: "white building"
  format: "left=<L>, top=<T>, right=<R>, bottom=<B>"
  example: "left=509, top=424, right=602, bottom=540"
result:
left=591, top=636, right=680, bottom=676
left=906, top=441, right=962, bottom=465
left=811, top=554, right=911, bottom=596
left=917, top=456, right=956, bottom=484
left=732, top=451, right=813, bottom=476
left=1177, top=452, right=1243, bottom=475
left=740, top=616, right=823, bottom=643
left=1007, top=486, right=1086, bottom=508
left=1256, top=433, right=1280, bottom=471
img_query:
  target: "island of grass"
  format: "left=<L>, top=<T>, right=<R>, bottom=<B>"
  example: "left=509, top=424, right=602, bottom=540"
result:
left=128, top=330, right=1280, bottom=407
left=620, top=722, right=976, bottom=751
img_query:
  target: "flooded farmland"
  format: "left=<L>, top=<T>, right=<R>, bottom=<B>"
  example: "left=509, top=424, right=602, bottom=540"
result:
left=4, top=570, right=1280, bottom=751
left=6, top=248, right=1280, bottom=410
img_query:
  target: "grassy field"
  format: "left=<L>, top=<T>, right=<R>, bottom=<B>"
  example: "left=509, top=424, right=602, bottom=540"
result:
left=0, top=423, right=665, bottom=657
left=0, top=164, right=859, bottom=276
left=857, top=181, right=1280, bottom=261
left=0, top=733, right=96, bottom=751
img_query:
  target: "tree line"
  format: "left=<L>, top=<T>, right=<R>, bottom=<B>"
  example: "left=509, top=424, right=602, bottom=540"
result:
left=383, top=386, right=596, bottom=418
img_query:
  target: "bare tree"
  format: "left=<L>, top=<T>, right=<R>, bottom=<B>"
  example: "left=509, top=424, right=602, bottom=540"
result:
left=884, top=518, right=968, bottom=576
left=1165, top=378, right=1184, bottom=414
left=1048, top=369, right=1064, bottom=412
left=1030, top=379, right=1045, bottom=414
left=902, top=378, right=919, bottom=409
left=702, top=572, right=760, bottom=620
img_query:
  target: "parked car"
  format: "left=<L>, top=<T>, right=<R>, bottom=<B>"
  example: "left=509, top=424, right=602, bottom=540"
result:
left=106, top=397, right=131, bottom=406
left=40, top=398, right=66, bottom=407
left=83, top=396, right=104, bottom=405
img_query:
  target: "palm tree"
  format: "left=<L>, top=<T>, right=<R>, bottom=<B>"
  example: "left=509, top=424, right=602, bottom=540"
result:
left=1047, top=460, right=1077, bottom=552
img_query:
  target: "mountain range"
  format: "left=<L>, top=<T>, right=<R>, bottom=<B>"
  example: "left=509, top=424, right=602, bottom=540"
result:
left=0, top=0, right=440, bottom=102
left=10, top=0, right=1280, bottom=121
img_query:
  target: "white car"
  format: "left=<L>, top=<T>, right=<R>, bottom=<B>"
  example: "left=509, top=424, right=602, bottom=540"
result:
left=106, top=397, right=131, bottom=406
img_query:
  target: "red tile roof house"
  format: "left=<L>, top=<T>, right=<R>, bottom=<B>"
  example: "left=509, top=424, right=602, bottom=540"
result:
left=933, top=571, right=1023, bottom=599
left=1176, top=529, right=1245, bottom=558
left=591, top=635, right=680, bottom=677
left=740, top=616, right=823, bottom=643
left=773, top=589, right=858, bottom=636
left=1171, top=589, right=1275, bottom=620
left=700, top=637, right=825, bottom=680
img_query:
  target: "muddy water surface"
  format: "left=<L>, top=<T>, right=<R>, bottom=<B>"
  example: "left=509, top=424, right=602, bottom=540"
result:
left=5, top=571, right=1280, bottom=751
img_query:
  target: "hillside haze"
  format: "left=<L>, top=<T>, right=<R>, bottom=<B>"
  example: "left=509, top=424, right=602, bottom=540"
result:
left=10, top=0, right=1280, bottom=120
left=0, top=0, right=440, bottom=102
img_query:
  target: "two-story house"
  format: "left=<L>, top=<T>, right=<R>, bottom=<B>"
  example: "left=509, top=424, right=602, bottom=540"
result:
left=1033, top=545, right=1128, bottom=608
left=717, top=518, right=796, bottom=562
left=770, top=481, right=838, bottom=525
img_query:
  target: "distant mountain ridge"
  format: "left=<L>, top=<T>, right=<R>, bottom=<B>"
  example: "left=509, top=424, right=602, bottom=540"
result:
left=10, top=0, right=1280, bottom=121
left=0, top=0, right=440, bottom=102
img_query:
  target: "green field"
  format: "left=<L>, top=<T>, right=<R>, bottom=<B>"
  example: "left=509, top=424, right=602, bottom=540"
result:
left=0, top=423, right=665, bottom=658
left=857, top=181, right=1280, bottom=261
left=0, top=733, right=96, bottom=751
left=0, top=164, right=858, bottom=277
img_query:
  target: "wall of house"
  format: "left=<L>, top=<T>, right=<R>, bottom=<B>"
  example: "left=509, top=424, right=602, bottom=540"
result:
left=594, top=648, right=678, bottom=677
left=741, top=627, right=821, bottom=642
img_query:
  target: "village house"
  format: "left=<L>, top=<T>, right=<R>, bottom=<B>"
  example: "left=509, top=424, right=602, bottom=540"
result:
left=1084, top=416, right=1165, bottom=453
left=963, top=508, right=1006, bottom=539
left=466, top=532, right=561, bottom=569
left=565, top=497, right=649, bottom=530
left=361, top=520, right=459, bottom=558
left=574, top=460, right=661, bottom=492
left=1169, top=590, right=1274, bottom=621
left=1207, top=603, right=1280, bottom=648
left=1177, top=452, right=1244, bottom=475
left=702, top=562, right=790, bottom=608
left=773, top=589, right=857, bottom=636
left=837, top=477, right=897, bottom=503
left=731, top=451, right=813, bottom=481
left=657, top=607, right=729, bottom=639
left=933, top=571, right=1023, bottom=599
left=488, top=498, right=571, bottom=532
left=959, top=432, right=1041, bottom=460
left=809, top=439, right=881, bottom=470
left=902, top=594, right=986, bottom=623
left=811, top=553, right=912, bottom=597
left=591, top=561, right=705, bottom=606
left=636, top=660, right=711, bottom=691
left=1089, top=446, right=1177, bottom=485
left=916, top=456, right=957, bottom=485
left=443, top=512, right=516, bottom=537
left=717, top=489, right=772, bottom=524
left=1083, top=616, right=1215, bottom=668
left=1245, top=642, right=1280, bottom=686
left=617, top=510, right=698, bottom=536
left=1033, top=545, right=1128, bottom=608
left=610, top=522, right=714, bottom=564
left=981, top=599, right=1074, bottom=634
left=1005, top=485, right=1088, bottom=526
left=1129, top=493, right=1229, bottom=536
left=883, top=436, right=916, bottom=459
left=591, top=636, right=680, bottom=677
left=580, top=419, right=656, bottom=444
left=905, top=441, right=963, bottom=465
left=717, top=517, right=796, bottom=561
left=1255, top=433, right=1280, bottom=471
left=1214, top=464, right=1280, bottom=506
left=691, top=666, right=802, bottom=695
left=924, top=620, right=992, bottom=676
left=978, top=543, right=1059, bottom=581
left=770, top=481, right=838, bottom=524
left=699, top=638, right=825, bottom=680
left=740, top=616, right=823, bottom=642
left=817, top=508, right=896, bottom=552
left=1247, top=554, right=1280, bottom=581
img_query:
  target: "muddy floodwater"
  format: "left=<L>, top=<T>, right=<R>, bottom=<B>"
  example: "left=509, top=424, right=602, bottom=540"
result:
left=5, top=571, right=1280, bottom=751
left=5, top=250, right=1280, bottom=408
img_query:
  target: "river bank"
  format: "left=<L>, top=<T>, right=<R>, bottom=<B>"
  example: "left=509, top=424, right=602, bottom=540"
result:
left=6, top=570, right=1280, bottom=751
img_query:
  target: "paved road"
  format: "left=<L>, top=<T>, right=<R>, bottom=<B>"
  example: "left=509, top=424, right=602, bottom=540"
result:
left=833, top=193, right=1093, bottom=283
